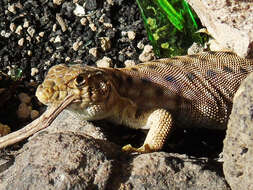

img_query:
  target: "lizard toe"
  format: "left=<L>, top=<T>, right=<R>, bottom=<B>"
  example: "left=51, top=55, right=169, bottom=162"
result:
left=122, top=144, right=153, bottom=153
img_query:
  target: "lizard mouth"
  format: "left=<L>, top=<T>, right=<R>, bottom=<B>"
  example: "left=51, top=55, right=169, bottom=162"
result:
left=35, top=83, right=92, bottom=110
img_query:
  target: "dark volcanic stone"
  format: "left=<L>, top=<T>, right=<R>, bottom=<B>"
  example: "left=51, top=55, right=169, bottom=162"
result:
left=85, top=0, right=99, bottom=11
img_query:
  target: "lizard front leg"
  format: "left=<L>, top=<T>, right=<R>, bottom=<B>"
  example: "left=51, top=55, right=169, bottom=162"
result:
left=121, top=108, right=173, bottom=153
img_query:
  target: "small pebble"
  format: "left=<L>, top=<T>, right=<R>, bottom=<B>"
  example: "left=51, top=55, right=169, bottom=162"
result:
left=89, top=47, right=98, bottom=57
left=15, top=25, right=23, bottom=35
left=52, top=24, right=57, bottom=32
left=73, top=40, right=83, bottom=51
left=125, top=50, right=134, bottom=57
left=49, top=37, right=55, bottom=43
left=121, top=31, right=127, bottom=36
left=74, top=4, right=86, bottom=17
left=56, top=14, right=67, bottom=32
left=17, top=103, right=31, bottom=119
left=137, top=41, right=145, bottom=49
left=65, top=57, right=71, bottom=62
left=53, top=0, right=64, bottom=5
left=31, top=67, right=39, bottom=76
left=107, top=0, right=114, bottom=5
left=85, top=0, right=98, bottom=10
left=15, top=2, right=23, bottom=9
left=99, top=37, right=111, bottom=51
left=89, top=23, right=97, bottom=31
left=144, top=44, right=153, bottom=52
left=96, top=57, right=112, bottom=68
left=127, top=31, right=136, bottom=40
left=30, top=110, right=40, bottom=120
left=1, top=30, right=11, bottom=38
left=8, top=4, right=16, bottom=14
left=118, top=54, right=125, bottom=62
left=124, top=60, right=136, bottom=67
left=54, top=35, right=61, bottom=43
left=39, top=32, right=44, bottom=37
left=27, top=26, right=35, bottom=37
left=44, top=60, right=51, bottom=65
left=27, top=50, right=32, bottom=56
left=46, top=47, right=53, bottom=53
left=26, top=36, right=31, bottom=42
left=139, top=44, right=155, bottom=62
left=18, top=38, right=25, bottom=46
left=18, top=92, right=31, bottom=104
left=103, top=23, right=113, bottom=28
left=9, top=23, right=16, bottom=32
left=0, top=123, right=10, bottom=136
left=36, top=36, right=40, bottom=42
left=99, top=14, right=105, bottom=23
left=80, top=18, right=88, bottom=26
left=23, top=20, right=29, bottom=28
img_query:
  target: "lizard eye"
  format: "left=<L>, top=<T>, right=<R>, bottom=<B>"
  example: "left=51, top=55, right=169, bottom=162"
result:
left=74, top=75, right=86, bottom=87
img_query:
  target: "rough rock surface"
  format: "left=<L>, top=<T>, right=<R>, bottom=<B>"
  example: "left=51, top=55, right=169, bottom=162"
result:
left=1, top=133, right=117, bottom=190
left=223, top=72, right=253, bottom=190
left=0, top=111, right=230, bottom=190
left=187, top=0, right=253, bottom=58
left=121, top=153, right=229, bottom=190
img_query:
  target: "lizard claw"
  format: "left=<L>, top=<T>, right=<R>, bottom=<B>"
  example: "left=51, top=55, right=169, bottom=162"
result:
left=122, top=144, right=152, bottom=153
left=122, top=144, right=135, bottom=152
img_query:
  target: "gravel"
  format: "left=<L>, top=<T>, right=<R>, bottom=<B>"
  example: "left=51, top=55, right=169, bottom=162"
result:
left=0, top=0, right=149, bottom=83
left=0, top=0, right=149, bottom=132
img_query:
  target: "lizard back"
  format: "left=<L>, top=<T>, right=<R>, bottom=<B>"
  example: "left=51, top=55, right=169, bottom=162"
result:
left=104, top=52, right=253, bottom=129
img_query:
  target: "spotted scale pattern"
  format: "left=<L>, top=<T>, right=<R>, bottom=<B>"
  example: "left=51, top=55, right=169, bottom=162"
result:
left=111, top=51, right=253, bottom=129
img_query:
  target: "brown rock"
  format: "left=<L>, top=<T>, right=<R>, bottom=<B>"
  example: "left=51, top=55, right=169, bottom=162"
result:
left=223, top=72, right=253, bottom=190
left=0, top=110, right=229, bottom=190
left=187, top=0, right=253, bottom=58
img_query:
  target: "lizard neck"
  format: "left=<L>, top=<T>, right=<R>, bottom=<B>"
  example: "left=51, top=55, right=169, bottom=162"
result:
left=100, top=67, right=178, bottom=111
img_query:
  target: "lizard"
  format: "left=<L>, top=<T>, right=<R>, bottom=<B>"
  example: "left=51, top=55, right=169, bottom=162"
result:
left=1, top=51, right=253, bottom=153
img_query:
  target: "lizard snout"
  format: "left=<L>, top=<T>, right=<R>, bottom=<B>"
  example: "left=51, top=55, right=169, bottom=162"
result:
left=36, top=82, right=69, bottom=106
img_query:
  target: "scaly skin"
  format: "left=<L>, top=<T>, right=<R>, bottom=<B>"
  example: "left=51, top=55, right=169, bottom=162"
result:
left=33, top=52, right=253, bottom=153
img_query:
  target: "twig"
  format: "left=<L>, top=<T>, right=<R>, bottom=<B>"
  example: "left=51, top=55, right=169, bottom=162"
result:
left=0, top=94, right=75, bottom=149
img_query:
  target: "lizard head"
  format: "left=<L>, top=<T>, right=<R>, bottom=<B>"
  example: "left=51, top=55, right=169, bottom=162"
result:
left=36, top=64, right=116, bottom=120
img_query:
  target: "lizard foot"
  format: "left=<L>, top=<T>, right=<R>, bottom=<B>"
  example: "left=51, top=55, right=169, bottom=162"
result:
left=122, top=144, right=152, bottom=153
